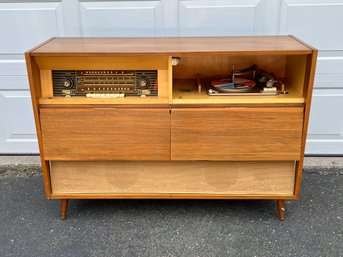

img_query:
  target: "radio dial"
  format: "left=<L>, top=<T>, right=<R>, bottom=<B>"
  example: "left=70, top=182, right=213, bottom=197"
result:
left=138, top=77, right=149, bottom=89
left=62, top=78, right=73, bottom=88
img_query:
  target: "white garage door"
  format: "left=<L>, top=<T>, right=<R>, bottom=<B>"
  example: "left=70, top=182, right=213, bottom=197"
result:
left=0, top=0, right=342, bottom=154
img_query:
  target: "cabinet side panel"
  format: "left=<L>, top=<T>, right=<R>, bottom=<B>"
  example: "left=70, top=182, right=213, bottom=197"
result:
left=25, top=53, right=52, bottom=197
left=294, top=50, right=318, bottom=197
left=285, top=55, right=307, bottom=95
left=40, top=108, right=171, bottom=160
left=171, top=107, right=303, bottom=160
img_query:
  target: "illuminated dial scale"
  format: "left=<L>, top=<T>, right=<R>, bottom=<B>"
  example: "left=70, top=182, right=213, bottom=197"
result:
left=54, top=70, right=157, bottom=97
left=76, top=70, right=144, bottom=93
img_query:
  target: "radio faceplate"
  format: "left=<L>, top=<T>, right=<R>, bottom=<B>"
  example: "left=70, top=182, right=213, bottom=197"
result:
left=52, top=70, right=158, bottom=97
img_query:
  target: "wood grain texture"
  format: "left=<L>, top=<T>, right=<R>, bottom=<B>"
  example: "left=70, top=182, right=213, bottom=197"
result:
left=294, top=50, right=318, bottom=197
left=277, top=199, right=285, bottom=221
left=25, top=53, right=52, bottom=198
left=34, top=56, right=168, bottom=70
left=168, top=56, right=173, bottom=102
left=25, top=36, right=318, bottom=208
left=285, top=55, right=307, bottom=96
left=39, top=97, right=169, bottom=105
left=40, top=70, right=53, bottom=98
left=173, top=55, right=287, bottom=79
left=50, top=161, right=295, bottom=196
left=158, top=69, right=169, bottom=99
left=50, top=194, right=296, bottom=200
left=40, top=107, right=171, bottom=160
left=60, top=199, right=68, bottom=220
left=31, top=36, right=312, bottom=56
left=171, top=107, right=304, bottom=160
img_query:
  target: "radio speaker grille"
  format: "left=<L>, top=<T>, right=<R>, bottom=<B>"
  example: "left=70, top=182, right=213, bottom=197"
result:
left=53, top=71, right=76, bottom=96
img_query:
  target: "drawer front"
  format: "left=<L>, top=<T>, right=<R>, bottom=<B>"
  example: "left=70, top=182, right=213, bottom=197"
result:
left=50, top=161, right=295, bottom=197
left=171, top=107, right=303, bottom=160
left=40, top=108, right=170, bottom=160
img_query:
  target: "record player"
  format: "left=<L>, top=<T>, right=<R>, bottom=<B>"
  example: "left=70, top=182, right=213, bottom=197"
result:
left=207, top=64, right=280, bottom=96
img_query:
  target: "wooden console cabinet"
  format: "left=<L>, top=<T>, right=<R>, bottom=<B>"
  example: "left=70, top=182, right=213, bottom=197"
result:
left=26, top=36, right=317, bottom=220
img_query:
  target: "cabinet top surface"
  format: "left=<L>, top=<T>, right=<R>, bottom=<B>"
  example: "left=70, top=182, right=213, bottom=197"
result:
left=30, top=36, right=313, bottom=56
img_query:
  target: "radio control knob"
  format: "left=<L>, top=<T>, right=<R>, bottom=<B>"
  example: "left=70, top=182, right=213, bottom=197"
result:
left=62, top=78, right=73, bottom=88
left=137, top=77, right=149, bottom=89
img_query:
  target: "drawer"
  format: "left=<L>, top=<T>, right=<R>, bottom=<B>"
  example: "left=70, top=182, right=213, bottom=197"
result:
left=171, top=107, right=303, bottom=160
left=50, top=161, right=295, bottom=197
left=40, top=107, right=170, bottom=160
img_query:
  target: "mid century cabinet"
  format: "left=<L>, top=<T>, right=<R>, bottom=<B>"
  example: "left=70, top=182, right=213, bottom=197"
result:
left=26, top=36, right=317, bottom=220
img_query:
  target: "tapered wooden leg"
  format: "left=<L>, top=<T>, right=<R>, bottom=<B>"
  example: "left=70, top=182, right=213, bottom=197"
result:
left=61, top=199, right=69, bottom=220
left=277, top=200, right=285, bottom=221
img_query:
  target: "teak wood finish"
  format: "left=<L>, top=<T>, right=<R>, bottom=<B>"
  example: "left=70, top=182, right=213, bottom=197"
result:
left=171, top=107, right=303, bottom=160
left=60, top=199, right=68, bottom=220
left=40, top=107, right=170, bottom=160
left=25, top=36, right=317, bottom=220
left=30, top=36, right=311, bottom=56
left=277, top=200, right=286, bottom=221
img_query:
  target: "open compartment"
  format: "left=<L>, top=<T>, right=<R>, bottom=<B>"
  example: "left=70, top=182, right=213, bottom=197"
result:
left=171, top=54, right=308, bottom=104
left=35, top=56, right=170, bottom=105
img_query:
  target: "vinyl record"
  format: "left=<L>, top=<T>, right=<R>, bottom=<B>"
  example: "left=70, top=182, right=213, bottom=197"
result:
left=211, top=78, right=256, bottom=93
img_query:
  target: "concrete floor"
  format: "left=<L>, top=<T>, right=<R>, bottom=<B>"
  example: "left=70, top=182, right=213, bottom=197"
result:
left=0, top=158, right=342, bottom=257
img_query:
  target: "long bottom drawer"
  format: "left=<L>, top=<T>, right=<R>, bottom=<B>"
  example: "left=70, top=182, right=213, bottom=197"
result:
left=50, top=161, right=295, bottom=197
